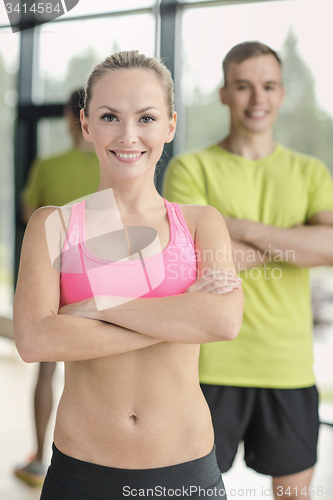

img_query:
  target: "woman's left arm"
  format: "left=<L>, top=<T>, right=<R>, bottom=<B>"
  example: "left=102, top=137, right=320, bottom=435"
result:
left=62, top=206, right=243, bottom=344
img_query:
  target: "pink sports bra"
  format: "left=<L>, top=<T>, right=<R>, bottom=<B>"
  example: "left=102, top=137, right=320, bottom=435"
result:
left=60, top=199, right=197, bottom=307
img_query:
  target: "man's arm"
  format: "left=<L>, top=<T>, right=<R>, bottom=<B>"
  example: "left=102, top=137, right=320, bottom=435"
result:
left=224, top=211, right=333, bottom=268
left=231, top=240, right=270, bottom=271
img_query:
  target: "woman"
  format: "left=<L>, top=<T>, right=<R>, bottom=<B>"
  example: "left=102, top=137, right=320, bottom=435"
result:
left=14, top=51, right=243, bottom=500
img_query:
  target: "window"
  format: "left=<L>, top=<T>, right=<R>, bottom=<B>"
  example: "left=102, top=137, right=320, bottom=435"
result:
left=0, top=1, right=11, bottom=25
left=0, top=33, right=19, bottom=316
left=34, top=13, right=156, bottom=103
left=62, top=0, right=156, bottom=18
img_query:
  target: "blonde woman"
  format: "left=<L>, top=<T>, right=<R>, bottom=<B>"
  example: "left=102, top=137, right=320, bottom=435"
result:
left=14, top=51, right=243, bottom=500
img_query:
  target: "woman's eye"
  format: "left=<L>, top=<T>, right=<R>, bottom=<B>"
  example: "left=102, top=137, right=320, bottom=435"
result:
left=140, top=115, right=155, bottom=124
left=101, top=113, right=117, bottom=122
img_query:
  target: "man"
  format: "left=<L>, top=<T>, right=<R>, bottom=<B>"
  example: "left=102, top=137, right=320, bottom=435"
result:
left=164, top=42, right=333, bottom=499
left=15, top=89, right=100, bottom=487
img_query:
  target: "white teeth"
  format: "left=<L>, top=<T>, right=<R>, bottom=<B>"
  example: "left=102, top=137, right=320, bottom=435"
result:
left=114, top=152, right=142, bottom=159
left=248, top=111, right=266, bottom=117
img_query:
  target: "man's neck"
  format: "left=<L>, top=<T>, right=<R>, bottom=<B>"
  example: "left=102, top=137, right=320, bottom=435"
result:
left=218, top=130, right=276, bottom=161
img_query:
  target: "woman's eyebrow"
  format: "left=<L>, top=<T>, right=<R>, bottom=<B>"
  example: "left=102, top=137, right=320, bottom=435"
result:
left=98, top=105, right=119, bottom=112
left=136, top=106, right=159, bottom=114
left=97, top=105, right=159, bottom=114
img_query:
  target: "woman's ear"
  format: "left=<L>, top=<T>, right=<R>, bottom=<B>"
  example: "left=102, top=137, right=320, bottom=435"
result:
left=80, top=109, right=93, bottom=143
left=165, top=112, right=177, bottom=144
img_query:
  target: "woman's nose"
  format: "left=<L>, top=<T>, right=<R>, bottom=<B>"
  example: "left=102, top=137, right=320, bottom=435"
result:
left=118, top=123, right=138, bottom=145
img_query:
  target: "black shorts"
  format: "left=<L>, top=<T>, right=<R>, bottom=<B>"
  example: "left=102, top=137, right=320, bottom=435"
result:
left=201, top=384, right=319, bottom=477
left=40, top=443, right=226, bottom=500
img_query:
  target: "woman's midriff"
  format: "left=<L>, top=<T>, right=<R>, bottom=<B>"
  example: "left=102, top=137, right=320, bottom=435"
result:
left=54, top=342, right=214, bottom=469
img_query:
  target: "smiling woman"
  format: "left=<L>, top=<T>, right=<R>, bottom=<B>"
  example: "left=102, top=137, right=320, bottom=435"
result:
left=13, top=50, right=243, bottom=500
left=80, top=65, right=176, bottom=184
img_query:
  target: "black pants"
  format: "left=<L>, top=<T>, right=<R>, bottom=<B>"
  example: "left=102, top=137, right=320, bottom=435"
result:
left=40, top=443, right=227, bottom=499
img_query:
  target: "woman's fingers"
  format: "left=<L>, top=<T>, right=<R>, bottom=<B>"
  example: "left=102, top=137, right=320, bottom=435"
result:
left=199, top=271, right=241, bottom=288
left=184, top=269, right=242, bottom=294
left=200, top=280, right=241, bottom=294
left=209, top=287, right=234, bottom=295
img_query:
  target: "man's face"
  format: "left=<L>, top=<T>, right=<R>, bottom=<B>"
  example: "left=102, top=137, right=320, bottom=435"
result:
left=220, top=54, right=285, bottom=135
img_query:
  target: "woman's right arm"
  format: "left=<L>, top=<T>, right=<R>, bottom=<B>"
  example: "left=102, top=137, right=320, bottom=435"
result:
left=14, top=207, right=164, bottom=363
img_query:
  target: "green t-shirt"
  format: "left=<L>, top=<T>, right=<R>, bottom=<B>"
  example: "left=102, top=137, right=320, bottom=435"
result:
left=21, top=149, right=100, bottom=208
left=163, top=144, right=333, bottom=388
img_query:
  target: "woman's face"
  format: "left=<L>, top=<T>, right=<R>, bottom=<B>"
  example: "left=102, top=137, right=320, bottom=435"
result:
left=81, top=68, right=176, bottom=183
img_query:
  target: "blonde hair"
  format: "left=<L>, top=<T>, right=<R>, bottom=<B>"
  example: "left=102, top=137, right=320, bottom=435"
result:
left=84, top=50, right=174, bottom=117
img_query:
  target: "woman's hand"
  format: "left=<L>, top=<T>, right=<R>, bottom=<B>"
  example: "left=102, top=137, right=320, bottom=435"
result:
left=184, top=269, right=242, bottom=295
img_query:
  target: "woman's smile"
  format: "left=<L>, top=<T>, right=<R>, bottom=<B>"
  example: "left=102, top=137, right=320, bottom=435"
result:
left=109, top=150, right=146, bottom=163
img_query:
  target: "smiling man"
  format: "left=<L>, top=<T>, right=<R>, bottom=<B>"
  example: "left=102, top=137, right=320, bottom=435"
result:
left=164, top=42, right=333, bottom=500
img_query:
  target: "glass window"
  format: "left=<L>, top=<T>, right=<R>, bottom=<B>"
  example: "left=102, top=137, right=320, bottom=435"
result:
left=0, top=32, right=19, bottom=317
left=0, top=1, right=11, bottom=25
left=0, top=0, right=154, bottom=26
left=62, top=0, right=155, bottom=18
left=33, top=13, right=156, bottom=104
left=180, top=0, right=333, bottom=175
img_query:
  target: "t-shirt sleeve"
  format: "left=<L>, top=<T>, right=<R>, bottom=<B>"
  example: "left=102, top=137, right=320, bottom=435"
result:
left=21, top=158, right=45, bottom=208
left=163, top=154, right=209, bottom=205
left=307, top=160, right=333, bottom=220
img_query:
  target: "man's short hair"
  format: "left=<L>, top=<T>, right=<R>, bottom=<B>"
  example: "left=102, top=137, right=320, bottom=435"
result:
left=223, top=41, right=282, bottom=86
left=64, top=88, right=85, bottom=121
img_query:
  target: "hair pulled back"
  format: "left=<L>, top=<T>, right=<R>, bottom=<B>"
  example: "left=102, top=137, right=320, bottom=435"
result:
left=84, top=50, right=174, bottom=118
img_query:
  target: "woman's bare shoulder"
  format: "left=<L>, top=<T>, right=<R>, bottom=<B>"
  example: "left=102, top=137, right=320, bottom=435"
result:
left=178, top=204, right=221, bottom=217
left=24, top=205, right=72, bottom=272
left=177, top=204, right=224, bottom=236
left=27, top=205, right=71, bottom=228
